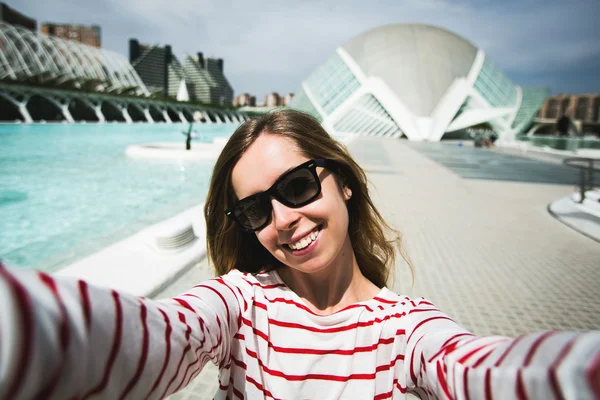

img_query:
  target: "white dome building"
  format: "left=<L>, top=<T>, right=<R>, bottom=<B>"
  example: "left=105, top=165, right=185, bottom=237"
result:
left=290, top=24, right=548, bottom=141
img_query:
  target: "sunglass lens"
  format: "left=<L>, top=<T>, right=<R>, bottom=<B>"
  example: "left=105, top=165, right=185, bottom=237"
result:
left=234, top=196, right=269, bottom=230
left=277, top=168, right=319, bottom=205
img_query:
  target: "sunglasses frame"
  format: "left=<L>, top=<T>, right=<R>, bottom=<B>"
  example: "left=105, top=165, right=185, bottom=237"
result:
left=225, top=158, right=339, bottom=232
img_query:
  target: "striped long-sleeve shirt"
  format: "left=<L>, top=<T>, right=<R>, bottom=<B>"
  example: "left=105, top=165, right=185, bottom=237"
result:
left=1, top=264, right=599, bottom=399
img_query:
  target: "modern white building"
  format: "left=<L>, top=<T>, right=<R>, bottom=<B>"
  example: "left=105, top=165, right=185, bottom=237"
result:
left=290, top=23, right=549, bottom=142
left=0, top=21, right=149, bottom=96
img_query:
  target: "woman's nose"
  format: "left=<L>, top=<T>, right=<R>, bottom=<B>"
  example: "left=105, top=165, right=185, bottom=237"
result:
left=271, top=199, right=300, bottom=230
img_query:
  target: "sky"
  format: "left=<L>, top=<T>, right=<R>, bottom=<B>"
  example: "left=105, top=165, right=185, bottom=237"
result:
left=6, top=0, right=600, bottom=100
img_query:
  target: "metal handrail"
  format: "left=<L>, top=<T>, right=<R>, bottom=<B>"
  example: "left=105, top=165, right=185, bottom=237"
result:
left=563, top=157, right=600, bottom=203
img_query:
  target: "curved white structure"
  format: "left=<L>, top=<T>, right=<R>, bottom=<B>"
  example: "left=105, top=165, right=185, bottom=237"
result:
left=0, top=21, right=148, bottom=96
left=290, top=24, right=549, bottom=142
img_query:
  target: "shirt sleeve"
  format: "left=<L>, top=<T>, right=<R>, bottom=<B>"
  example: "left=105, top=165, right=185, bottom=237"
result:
left=0, top=263, right=245, bottom=400
left=403, top=298, right=600, bottom=399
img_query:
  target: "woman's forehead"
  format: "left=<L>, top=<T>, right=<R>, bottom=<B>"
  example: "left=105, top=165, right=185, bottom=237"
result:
left=231, top=135, right=308, bottom=198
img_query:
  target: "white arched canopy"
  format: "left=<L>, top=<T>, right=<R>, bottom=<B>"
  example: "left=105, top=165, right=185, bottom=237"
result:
left=0, top=21, right=149, bottom=96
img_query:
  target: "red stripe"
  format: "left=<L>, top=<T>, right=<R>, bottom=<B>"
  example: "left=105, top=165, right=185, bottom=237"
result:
left=548, top=336, right=577, bottom=400
left=494, top=335, right=525, bottom=367
left=262, top=294, right=377, bottom=314
left=239, top=348, right=385, bottom=382
left=77, top=280, right=92, bottom=332
left=216, top=278, right=243, bottom=327
left=35, top=273, right=71, bottom=399
left=516, top=371, right=528, bottom=400
left=374, top=377, right=408, bottom=400
left=463, top=366, right=471, bottom=400
left=337, top=302, right=375, bottom=313
left=472, top=348, right=494, bottom=368
left=160, top=312, right=194, bottom=398
left=0, top=265, right=34, bottom=400
left=436, top=359, right=452, bottom=399
left=119, top=300, right=150, bottom=400
left=375, top=353, right=405, bottom=373
left=515, top=332, right=556, bottom=400
left=179, top=312, right=192, bottom=341
left=176, top=348, right=204, bottom=392
left=230, top=375, right=245, bottom=400
left=524, top=331, right=555, bottom=365
left=587, top=348, right=600, bottom=399
left=235, top=326, right=397, bottom=356
left=457, top=339, right=508, bottom=365
left=428, top=333, right=474, bottom=363
left=409, top=335, right=425, bottom=386
left=233, top=284, right=248, bottom=312
left=160, top=343, right=191, bottom=398
left=195, top=316, right=214, bottom=363
left=174, top=297, right=195, bottom=312
left=408, top=307, right=441, bottom=314
left=241, top=276, right=286, bottom=289
left=266, top=311, right=407, bottom=333
left=180, top=292, right=224, bottom=359
left=188, top=284, right=231, bottom=324
left=145, top=308, right=172, bottom=400
left=407, top=315, right=454, bottom=344
left=484, top=368, right=493, bottom=400
left=245, top=374, right=280, bottom=399
left=83, top=290, right=124, bottom=399
left=373, top=296, right=398, bottom=304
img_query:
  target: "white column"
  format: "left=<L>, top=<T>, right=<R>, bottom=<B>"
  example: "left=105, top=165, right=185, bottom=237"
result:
left=81, top=98, right=106, bottom=123
left=47, top=96, right=75, bottom=123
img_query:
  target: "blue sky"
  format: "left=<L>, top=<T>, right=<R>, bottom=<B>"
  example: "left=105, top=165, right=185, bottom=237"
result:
left=6, top=0, right=600, bottom=99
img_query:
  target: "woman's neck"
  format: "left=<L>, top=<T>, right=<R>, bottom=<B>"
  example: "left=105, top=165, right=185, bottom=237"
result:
left=277, top=240, right=381, bottom=315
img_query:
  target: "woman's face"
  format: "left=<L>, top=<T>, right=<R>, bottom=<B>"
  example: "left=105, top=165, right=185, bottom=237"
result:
left=231, top=134, right=352, bottom=275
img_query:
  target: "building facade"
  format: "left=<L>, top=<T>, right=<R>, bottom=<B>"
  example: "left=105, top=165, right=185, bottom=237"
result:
left=281, top=93, right=294, bottom=106
left=264, top=92, right=281, bottom=107
left=182, top=53, right=234, bottom=105
left=40, top=23, right=101, bottom=47
left=290, top=23, right=549, bottom=142
left=0, top=2, right=36, bottom=30
left=234, top=93, right=256, bottom=107
left=538, top=94, right=600, bottom=123
left=129, top=39, right=172, bottom=96
left=130, top=40, right=234, bottom=104
left=1, top=21, right=147, bottom=95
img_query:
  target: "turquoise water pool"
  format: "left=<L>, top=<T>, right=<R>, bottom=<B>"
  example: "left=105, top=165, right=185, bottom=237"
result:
left=0, top=123, right=237, bottom=271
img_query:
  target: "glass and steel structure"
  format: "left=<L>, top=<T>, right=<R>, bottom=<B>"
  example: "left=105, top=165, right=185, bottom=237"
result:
left=290, top=23, right=548, bottom=142
left=0, top=21, right=148, bottom=96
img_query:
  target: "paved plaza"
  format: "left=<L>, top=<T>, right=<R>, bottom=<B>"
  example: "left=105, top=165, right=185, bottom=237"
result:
left=157, top=137, right=600, bottom=399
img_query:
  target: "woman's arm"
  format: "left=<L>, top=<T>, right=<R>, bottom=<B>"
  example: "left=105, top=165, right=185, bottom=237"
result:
left=0, top=263, right=243, bottom=400
left=404, top=298, right=600, bottom=399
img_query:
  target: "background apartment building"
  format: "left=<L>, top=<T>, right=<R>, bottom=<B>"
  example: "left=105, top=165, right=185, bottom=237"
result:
left=0, top=2, right=36, bottom=30
left=41, top=23, right=101, bottom=47
left=538, top=94, right=600, bottom=122
left=130, top=39, right=172, bottom=96
left=234, top=93, right=257, bottom=107
left=130, top=39, right=233, bottom=104
left=183, top=53, right=233, bottom=105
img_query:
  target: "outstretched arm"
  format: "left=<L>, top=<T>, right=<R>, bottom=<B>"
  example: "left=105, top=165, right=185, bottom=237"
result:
left=404, top=298, right=600, bottom=399
left=0, top=263, right=243, bottom=400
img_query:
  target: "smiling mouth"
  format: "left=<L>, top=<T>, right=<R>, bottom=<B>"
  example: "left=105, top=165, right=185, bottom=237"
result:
left=285, top=226, right=321, bottom=251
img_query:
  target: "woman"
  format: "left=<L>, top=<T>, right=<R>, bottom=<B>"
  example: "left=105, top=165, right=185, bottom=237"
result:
left=1, top=110, right=599, bottom=399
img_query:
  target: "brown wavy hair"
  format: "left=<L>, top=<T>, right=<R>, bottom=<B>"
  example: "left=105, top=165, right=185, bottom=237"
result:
left=204, top=109, right=410, bottom=288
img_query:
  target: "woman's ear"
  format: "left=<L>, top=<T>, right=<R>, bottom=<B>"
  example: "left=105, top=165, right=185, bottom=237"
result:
left=343, top=187, right=352, bottom=201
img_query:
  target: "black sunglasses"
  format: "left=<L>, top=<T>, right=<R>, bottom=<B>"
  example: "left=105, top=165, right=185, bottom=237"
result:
left=225, top=159, right=339, bottom=232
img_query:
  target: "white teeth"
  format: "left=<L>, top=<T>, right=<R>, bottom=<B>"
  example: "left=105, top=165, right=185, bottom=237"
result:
left=288, top=229, right=320, bottom=250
